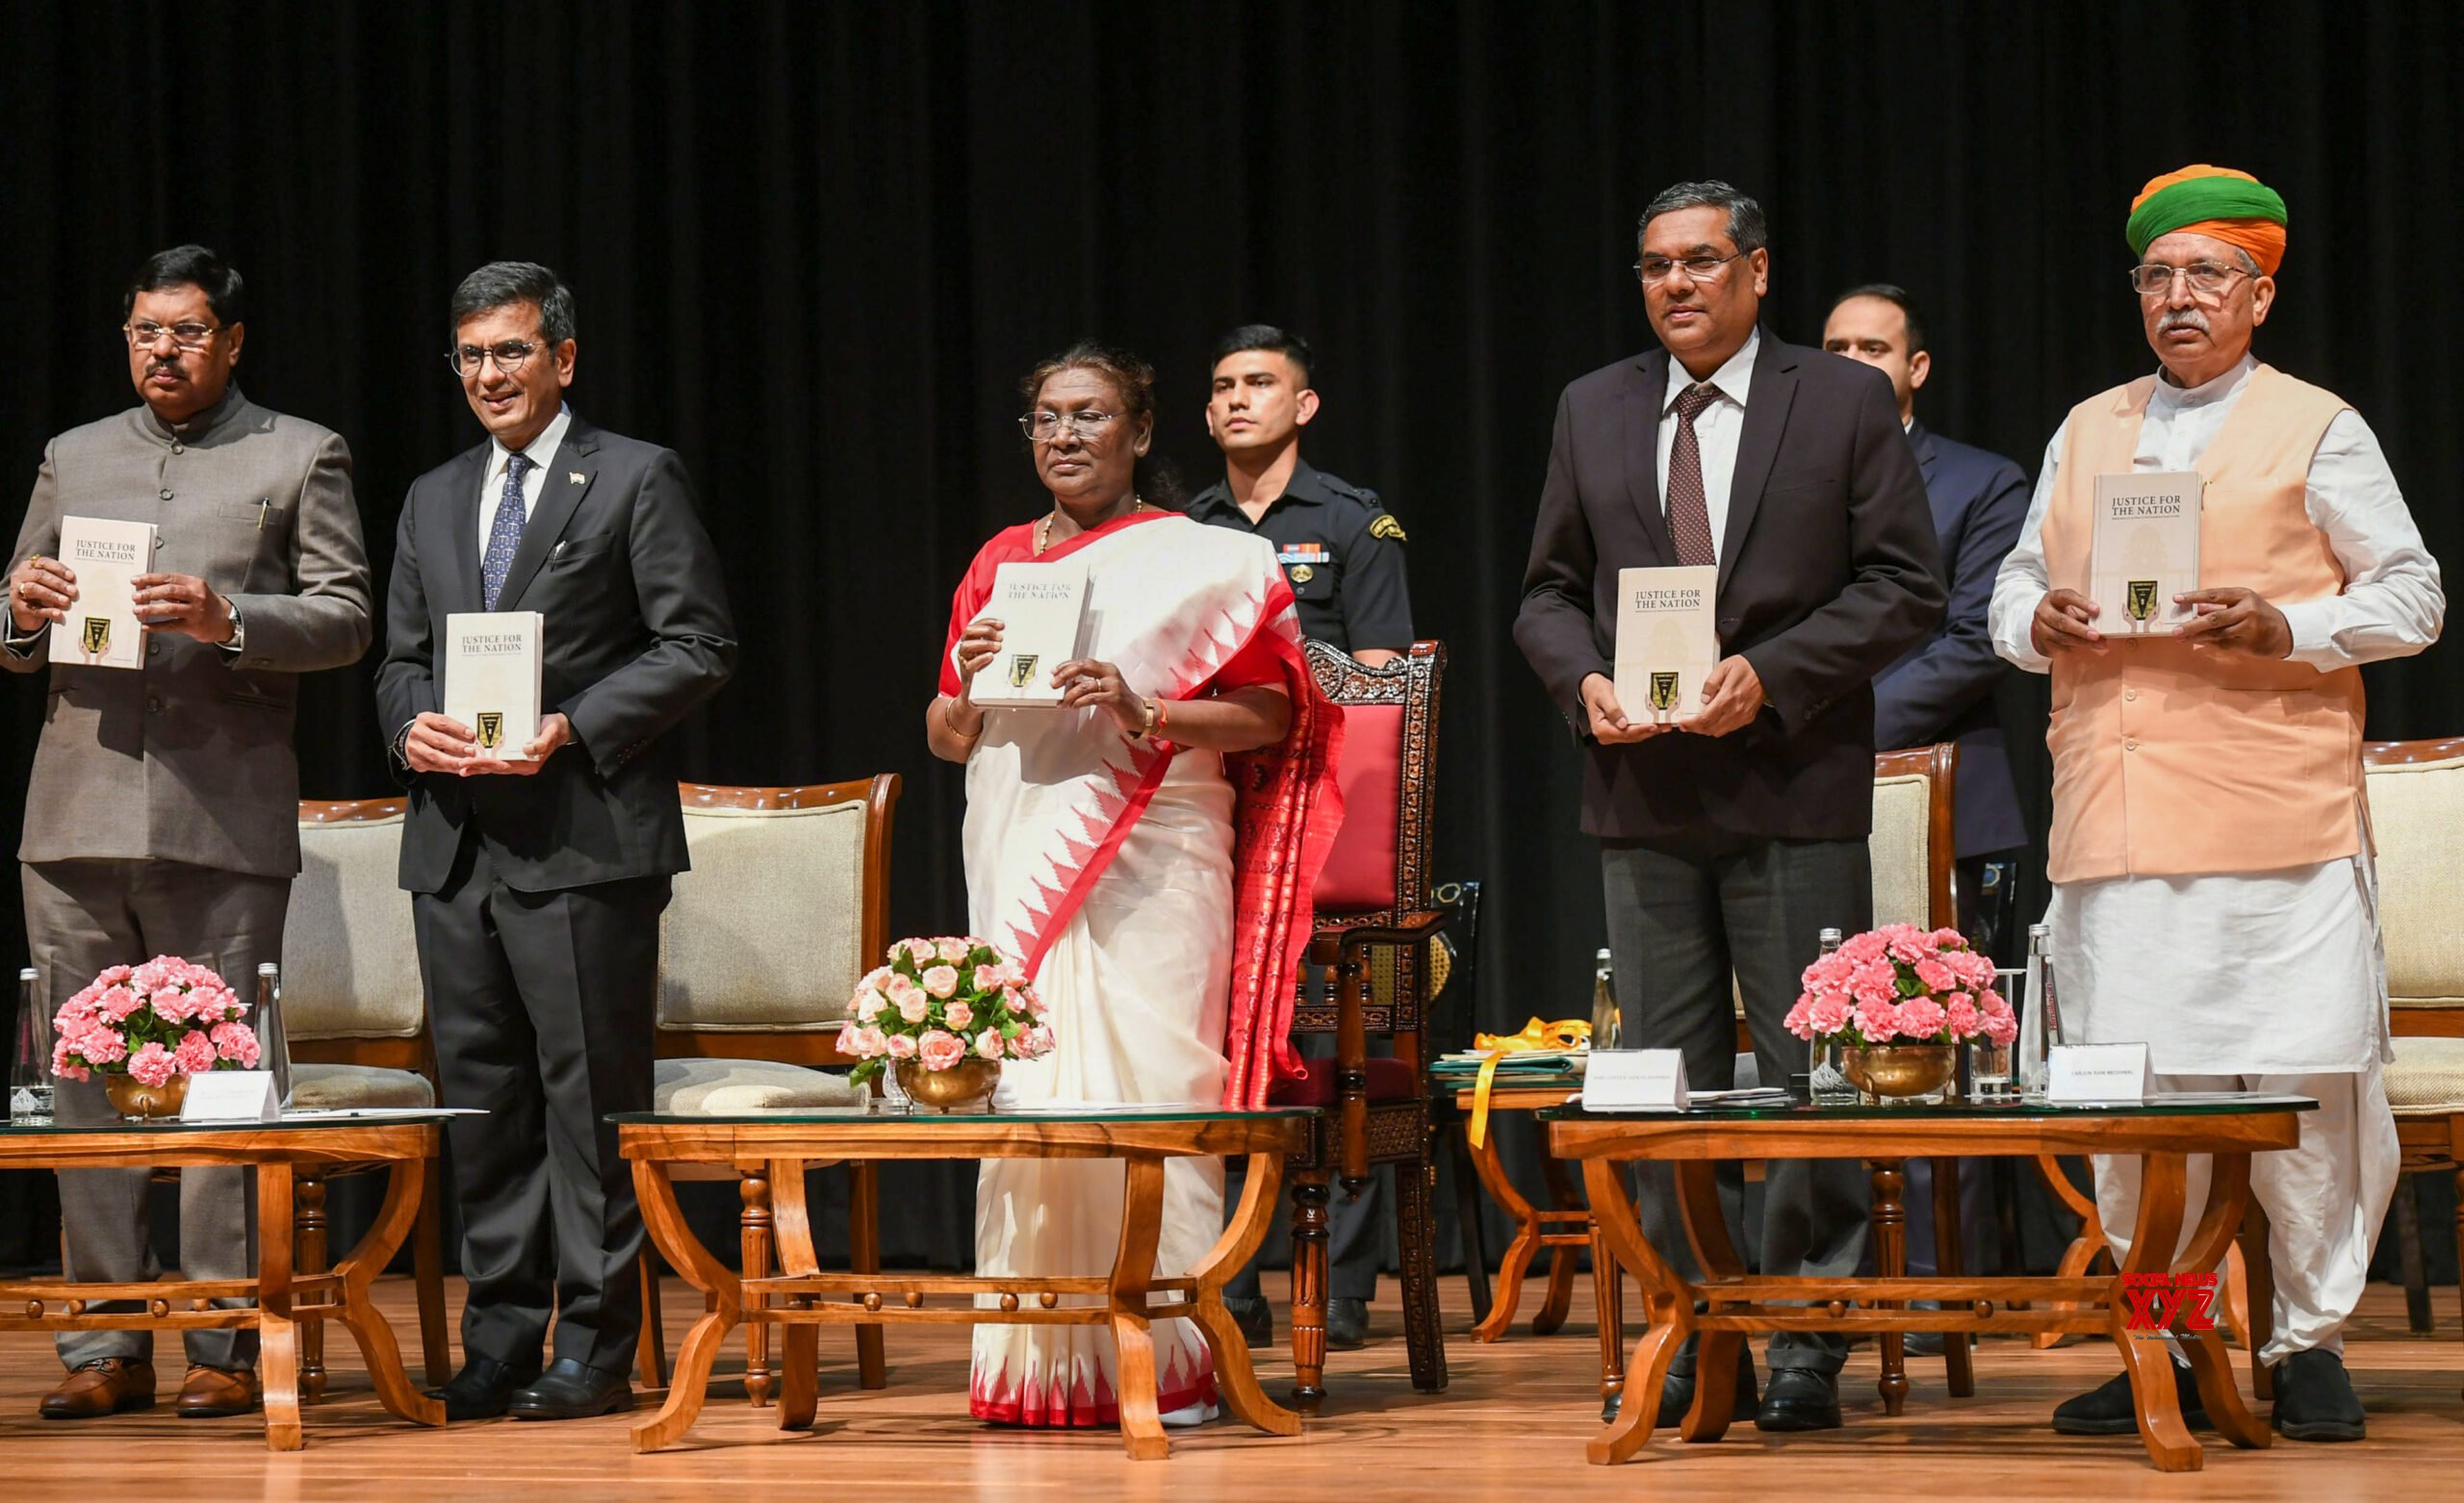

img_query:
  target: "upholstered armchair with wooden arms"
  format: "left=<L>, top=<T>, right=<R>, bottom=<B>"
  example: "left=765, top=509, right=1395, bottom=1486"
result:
left=1268, top=639, right=1451, bottom=1407
left=640, top=777, right=896, bottom=1401
left=281, top=797, right=452, bottom=1393
left=2362, top=738, right=2464, bottom=1382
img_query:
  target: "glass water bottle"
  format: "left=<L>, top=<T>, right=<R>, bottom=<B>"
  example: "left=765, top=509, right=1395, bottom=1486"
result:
left=255, top=963, right=293, bottom=1108
left=2018, top=924, right=2064, bottom=1102
left=10, top=968, right=53, bottom=1124
left=1589, top=947, right=1620, bottom=1050
left=1808, top=927, right=1858, bottom=1106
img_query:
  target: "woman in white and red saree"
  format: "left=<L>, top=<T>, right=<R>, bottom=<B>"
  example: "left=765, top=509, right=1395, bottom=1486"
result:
left=925, top=344, right=1342, bottom=1429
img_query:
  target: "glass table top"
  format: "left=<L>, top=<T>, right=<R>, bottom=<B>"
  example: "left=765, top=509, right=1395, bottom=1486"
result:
left=610, top=1105, right=1317, bottom=1127
left=0, top=1109, right=459, bottom=1134
left=1541, top=1092, right=2318, bottom=1123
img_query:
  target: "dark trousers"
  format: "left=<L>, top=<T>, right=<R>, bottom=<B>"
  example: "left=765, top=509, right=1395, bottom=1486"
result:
left=25, top=858, right=290, bottom=1371
left=1603, top=834, right=1872, bottom=1375
left=416, top=837, right=669, bottom=1373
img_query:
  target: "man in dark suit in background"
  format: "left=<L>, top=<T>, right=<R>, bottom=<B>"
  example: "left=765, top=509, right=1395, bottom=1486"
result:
left=1516, top=182, right=1943, bottom=1432
left=376, top=262, right=735, bottom=1420
left=1823, top=283, right=2031, bottom=1322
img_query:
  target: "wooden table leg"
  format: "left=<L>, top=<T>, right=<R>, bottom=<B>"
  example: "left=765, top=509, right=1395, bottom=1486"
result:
left=848, top=1160, right=887, bottom=1389
left=2110, top=1152, right=2202, bottom=1472
left=631, top=1159, right=741, bottom=1454
left=1870, top=1159, right=1908, bottom=1416
left=1187, top=1150, right=1303, bottom=1439
left=1673, top=1160, right=1747, bottom=1444
left=1532, top=1151, right=1583, bottom=1337
left=1467, top=1123, right=1543, bottom=1342
left=2242, top=1197, right=2276, bottom=1401
left=1933, top=1156, right=1974, bottom=1398
left=1593, top=1222, right=1624, bottom=1423
left=295, top=1170, right=328, bottom=1403
left=1580, top=1158, right=1700, bottom=1465
left=1109, top=1155, right=1173, bottom=1462
left=256, top=1159, right=304, bottom=1451
left=2174, top=1153, right=2268, bottom=1451
left=323, top=1149, right=447, bottom=1431
left=769, top=1159, right=820, bottom=1430
left=2038, top=1154, right=2106, bottom=1348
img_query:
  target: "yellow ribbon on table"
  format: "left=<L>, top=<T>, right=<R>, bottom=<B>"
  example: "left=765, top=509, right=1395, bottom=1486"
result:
left=1466, top=1017, right=1590, bottom=1150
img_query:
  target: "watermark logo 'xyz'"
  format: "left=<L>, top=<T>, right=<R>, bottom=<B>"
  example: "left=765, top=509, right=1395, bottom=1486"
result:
left=2118, top=1271, right=2220, bottom=1333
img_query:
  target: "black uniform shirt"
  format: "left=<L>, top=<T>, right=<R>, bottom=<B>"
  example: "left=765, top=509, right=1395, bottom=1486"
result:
left=1185, top=460, right=1413, bottom=653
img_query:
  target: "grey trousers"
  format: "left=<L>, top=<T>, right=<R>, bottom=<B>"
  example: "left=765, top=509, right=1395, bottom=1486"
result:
left=417, top=838, right=667, bottom=1373
left=1602, top=835, right=1871, bottom=1375
left=24, top=858, right=291, bottom=1371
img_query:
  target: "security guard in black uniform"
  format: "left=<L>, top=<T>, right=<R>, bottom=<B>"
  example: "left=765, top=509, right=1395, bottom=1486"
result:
left=1191, top=325, right=1412, bottom=1354
left=1187, top=326, right=1411, bottom=664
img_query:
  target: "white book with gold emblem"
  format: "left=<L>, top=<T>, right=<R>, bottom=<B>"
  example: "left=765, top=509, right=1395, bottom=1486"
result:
left=967, top=560, right=1091, bottom=708
left=2090, top=471, right=2203, bottom=633
left=443, top=611, right=544, bottom=759
left=1612, top=565, right=1719, bottom=725
left=56, top=515, right=157, bottom=670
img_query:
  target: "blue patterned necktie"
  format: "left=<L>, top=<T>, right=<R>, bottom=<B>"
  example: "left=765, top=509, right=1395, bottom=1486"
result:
left=482, top=451, right=532, bottom=608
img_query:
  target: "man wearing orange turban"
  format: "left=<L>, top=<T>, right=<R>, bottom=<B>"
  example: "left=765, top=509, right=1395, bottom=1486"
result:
left=1990, top=167, right=2445, bottom=1445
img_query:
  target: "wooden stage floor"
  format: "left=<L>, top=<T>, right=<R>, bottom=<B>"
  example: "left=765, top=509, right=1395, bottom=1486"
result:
left=0, top=1274, right=2455, bottom=1500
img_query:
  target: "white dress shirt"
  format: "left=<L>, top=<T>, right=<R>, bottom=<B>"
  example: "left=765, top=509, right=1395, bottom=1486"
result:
left=1655, top=330, right=1759, bottom=564
left=477, top=405, right=574, bottom=567
left=1989, top=355, right=2443, bottom=673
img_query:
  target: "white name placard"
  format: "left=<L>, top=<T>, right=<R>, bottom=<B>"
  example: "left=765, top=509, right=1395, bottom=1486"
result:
left=1579, top=1049, right=1690, bottom=1112
left=2047, top=1043, right=2152, bottom=1106
left=179, top=1071, right=280, bottom=1123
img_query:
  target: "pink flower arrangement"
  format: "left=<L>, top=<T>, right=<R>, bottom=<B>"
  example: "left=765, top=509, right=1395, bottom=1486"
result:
left=1784, top=925, right=2016, bottom=1049
left=841, top=936, right=1053, bottom=1087
left=52, top=956, right=258, bottom=1084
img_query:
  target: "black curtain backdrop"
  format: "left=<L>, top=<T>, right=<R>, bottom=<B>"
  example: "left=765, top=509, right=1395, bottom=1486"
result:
left=4, top=1, right=2458, bottom=1273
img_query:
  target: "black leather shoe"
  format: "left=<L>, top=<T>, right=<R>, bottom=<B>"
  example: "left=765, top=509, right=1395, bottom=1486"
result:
left=2051, top=1363, right=2210, bottom=1436
left=1221, top=1296, right=1272, bottom=1349
left=1755, top=1366, right=1842, bottom=1432
left=2270, top=1348, right=2365, bottom=1441
left=508, top=1358, right=635, bottom=1420
left=425, top=1356, right=543, bottom=1422
left=1326, top=1298, right=1371, bottom=1351
left=1656, top=1342, right=1758, bottom=1429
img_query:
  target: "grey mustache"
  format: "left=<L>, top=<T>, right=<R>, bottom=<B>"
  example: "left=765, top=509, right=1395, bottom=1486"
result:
left=2160, top=308, right=2210, bottom=334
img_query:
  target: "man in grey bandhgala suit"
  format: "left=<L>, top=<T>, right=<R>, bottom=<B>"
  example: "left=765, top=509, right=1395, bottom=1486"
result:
left=4, top=245, right=372, bottom=1420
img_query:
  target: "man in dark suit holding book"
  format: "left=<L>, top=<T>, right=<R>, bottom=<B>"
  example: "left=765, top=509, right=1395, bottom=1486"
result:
left=375, top=262, right=735, bottom=1420
left=1515, top=182, right=1943, bottom=1431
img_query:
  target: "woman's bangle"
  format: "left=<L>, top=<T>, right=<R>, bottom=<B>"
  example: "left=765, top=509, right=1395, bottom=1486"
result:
left=943, top=696, right=981, bottom=741
left=1134, top=697, right=1158, bottom=742
left=1155, top=698, right=1170, bottom=736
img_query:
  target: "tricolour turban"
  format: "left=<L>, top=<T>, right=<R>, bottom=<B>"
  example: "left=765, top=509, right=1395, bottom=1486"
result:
left=2126, top=165, right=2288, bottom=275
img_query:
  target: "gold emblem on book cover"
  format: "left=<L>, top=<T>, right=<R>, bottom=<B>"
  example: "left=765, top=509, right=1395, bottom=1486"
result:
left=475, top=712, right=504, bottom=752
left=1648, top=671, right=1680, bottom=712
left=1007, top=653, right=1039, bottom=689
left=80, top=618, right=110, bottom=656
left=2125, top=578, right=2160, bottom=623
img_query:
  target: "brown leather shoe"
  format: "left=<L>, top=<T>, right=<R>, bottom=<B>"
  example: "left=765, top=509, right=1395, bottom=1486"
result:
left=39, top=1358, right=157, bottom=1419
left=175, top=1364, right=261, bottom=1418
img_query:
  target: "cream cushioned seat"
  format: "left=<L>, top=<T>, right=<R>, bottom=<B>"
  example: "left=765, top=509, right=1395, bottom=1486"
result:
left=2386, top=1037, right=2464, bottom=1115
left=289, top=1062, right=437, bottom=1109
left=654, top=1057, right=860, bottom=1114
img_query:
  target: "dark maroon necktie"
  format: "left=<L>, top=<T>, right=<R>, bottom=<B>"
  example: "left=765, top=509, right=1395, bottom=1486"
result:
left=1665, top=382, right=1720, bottom=567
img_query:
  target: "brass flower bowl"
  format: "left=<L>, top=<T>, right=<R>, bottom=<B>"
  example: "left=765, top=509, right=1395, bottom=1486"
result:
left=105, top=1073, right=191, bottom=1121
left=896, top=1057, right=1000, bottom=1113
left=1842, top=1043, right=1956, bottom=1105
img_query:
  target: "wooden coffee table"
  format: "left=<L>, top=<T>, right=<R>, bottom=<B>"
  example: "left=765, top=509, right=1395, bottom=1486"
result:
left=1544, top=1095, right=2313, bottom=1472
left=615, top=1106, right=1313, bottom=1460
left=0, top=1114, right=449, bottom=1450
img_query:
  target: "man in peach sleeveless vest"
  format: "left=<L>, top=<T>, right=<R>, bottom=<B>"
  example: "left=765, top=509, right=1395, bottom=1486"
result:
left=1989, top=166, right=2444, bottom=1441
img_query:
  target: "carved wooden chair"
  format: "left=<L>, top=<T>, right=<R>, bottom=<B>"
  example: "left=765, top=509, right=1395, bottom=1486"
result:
left=1266, top=639, right=1451, bottom=1407
left=282, top=797, right=452, bottom=1394
left=641, top=777, right=897, bottom=1400
left=2362, top=738, right=2464, bottom=1392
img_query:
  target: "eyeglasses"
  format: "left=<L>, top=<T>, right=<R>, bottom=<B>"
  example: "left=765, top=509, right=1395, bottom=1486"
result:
left=124, top=320, right=220, bottom=351
left=447, top=340, right=547, bottom=377
left=1634, top=250, right=1746, bottom=284
left=2126, top=262, right=2252, bottom=297
left=1018, top=410, right=1120, bottom=442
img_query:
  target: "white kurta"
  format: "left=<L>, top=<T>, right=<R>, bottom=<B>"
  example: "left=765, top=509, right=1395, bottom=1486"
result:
left=1989, top=354, right=2443, bottom=1359
left=1988, top=355, right=2444, bottom=1076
